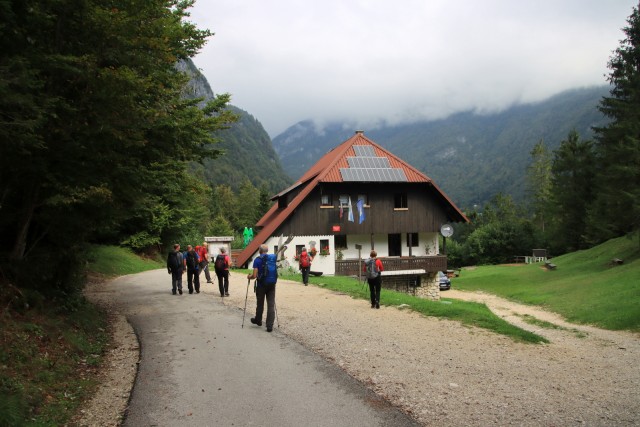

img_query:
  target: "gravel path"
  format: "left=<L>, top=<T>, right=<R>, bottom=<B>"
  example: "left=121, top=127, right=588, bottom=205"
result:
left=78, top=271, right=640, bottom=426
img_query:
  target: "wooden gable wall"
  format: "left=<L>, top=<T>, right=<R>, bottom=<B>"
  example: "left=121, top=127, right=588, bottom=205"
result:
left=273, top=182, right=452, bottom=236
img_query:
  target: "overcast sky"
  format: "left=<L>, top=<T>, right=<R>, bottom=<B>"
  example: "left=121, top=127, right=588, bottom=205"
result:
left=188, top=1, right=637, bottom=138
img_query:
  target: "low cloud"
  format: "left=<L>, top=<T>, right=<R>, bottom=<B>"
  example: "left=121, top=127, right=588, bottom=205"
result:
left=190, top=0, right=633, bottom=137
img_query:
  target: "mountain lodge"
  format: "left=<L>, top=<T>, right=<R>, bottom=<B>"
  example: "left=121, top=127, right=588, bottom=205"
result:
left=235, top=131, right=468, bottom=299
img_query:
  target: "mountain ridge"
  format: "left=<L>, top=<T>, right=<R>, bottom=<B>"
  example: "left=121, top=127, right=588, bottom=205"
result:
left=180, top=59, right=292, bottom=193
left=272, top=86, right=610, bottom=207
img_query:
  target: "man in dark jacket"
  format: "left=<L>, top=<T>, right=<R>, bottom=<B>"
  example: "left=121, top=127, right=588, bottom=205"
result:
left=185, top=244, right=200, bottom=294
left=167, top=244, right=184, bottom=295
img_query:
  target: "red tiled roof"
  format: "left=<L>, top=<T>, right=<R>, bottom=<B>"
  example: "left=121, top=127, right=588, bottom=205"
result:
left=235, top=131, right=467, bottom=267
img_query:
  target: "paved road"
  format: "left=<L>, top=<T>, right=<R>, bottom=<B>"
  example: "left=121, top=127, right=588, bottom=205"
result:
left=107, top=269, right=418, bottom=426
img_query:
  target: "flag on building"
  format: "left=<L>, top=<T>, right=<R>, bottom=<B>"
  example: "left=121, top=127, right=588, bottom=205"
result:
left=357, top=198, right=365, bottom=224
left=347, top=197, right=354, bottom=222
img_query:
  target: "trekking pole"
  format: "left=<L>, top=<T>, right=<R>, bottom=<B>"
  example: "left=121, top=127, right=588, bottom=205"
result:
left=274, top=300, right=279, bottom=328
left=242, top=279, right=250, bottom=328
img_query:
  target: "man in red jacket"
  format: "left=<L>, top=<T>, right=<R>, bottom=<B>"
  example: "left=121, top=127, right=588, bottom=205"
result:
left=214, top=247, right=231, bottom=296
left=298, top=247, right=312, bottom=286
left=196, top=242, right=212, bottom=284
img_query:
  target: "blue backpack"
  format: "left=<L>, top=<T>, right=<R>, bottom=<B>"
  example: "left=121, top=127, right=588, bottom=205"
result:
left=259, top=254, right=278, bottom=286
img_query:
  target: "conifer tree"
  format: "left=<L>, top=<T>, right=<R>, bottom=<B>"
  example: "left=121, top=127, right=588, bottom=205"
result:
left=527, top=139, right=552, bottom=233
left=591, top=2, right=640, bottom=241
left=549, top=130, right=596, bottom=253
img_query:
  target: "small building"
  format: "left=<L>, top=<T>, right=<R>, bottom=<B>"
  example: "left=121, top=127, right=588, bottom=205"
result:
left=236, top=131, right=468, bottom=299
left=205, top=236, right=234, bottom=261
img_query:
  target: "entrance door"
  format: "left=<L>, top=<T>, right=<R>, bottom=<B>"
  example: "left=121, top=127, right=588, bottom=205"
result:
left=388, top=233, right=401, bottom=256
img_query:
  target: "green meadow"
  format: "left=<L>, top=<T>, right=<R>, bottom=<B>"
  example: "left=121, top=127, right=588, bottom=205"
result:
left=453, top=234, right=640, bottom=331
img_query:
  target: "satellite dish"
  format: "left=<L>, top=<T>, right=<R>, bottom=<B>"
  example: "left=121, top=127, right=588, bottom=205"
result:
left=440, top=224, right=454, bottom=237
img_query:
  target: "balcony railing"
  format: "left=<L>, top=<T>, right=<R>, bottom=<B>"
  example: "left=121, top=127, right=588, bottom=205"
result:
left=334, top=256, right=447, bottom=276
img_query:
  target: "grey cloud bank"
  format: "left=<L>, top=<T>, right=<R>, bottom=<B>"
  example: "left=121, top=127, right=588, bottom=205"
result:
left=189, top=1, right=637, bottom=137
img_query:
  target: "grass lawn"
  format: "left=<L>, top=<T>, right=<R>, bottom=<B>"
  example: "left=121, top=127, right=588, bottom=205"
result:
left=87, top=245, right=164, bottom=277
left=453, top=234, right=640, bottom=332
left=274, top=270, right=547, bottom=344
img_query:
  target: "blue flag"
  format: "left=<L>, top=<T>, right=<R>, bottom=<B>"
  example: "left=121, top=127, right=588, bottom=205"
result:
left=357, top=199, right=365, bottom=224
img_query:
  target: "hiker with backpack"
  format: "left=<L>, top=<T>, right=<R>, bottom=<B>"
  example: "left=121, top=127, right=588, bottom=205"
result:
left=364, top=250, right=384, bottom=309
left=214, top=247, right=231, bottom=297
left=196, top=242, right=212, bottom=284
left=167, top=243, right=184, bottom=295
left=185, top=244, right=201, bottom=294
left=298, top=247, right=312, bottom=286
left=247, top=244, right=278, bottom=332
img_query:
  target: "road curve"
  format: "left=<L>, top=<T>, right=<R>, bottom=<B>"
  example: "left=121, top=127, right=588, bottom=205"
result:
left=106, top=269, right=418, bottom=426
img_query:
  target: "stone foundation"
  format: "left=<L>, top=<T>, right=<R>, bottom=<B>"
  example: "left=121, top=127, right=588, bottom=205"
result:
left=414, top=273, right=440, bottom=300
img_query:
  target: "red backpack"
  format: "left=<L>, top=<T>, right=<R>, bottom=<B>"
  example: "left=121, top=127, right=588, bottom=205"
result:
left=299, top=252, right=310, bottom=268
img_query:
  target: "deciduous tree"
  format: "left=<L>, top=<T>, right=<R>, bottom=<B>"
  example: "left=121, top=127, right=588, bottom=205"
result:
left=0, top=0, right=235, bottom=291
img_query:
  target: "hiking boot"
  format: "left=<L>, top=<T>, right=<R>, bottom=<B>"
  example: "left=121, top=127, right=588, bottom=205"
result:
left=172, top=290, right=177, bottom=295
left=250, top=318, right=262, bottom=326
left=371, top=303, right=375, bottom=309
left=376, top=303, right=380, bottom=309
left=266, top=327, right=273, bottom=332
left=178, top=289, right=183, bottom=295
left=225, top=292, right=230, bottom=296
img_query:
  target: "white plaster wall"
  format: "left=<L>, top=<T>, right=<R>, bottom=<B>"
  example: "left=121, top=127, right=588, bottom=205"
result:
left=251, top=232, right=440, bottom=276
left=339, top=232, right=439, bottom=259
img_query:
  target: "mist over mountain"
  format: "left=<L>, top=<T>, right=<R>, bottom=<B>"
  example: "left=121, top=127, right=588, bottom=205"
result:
left=272, top=86, right=610, bottom=208
left=180, top=59, right=292, bottom=193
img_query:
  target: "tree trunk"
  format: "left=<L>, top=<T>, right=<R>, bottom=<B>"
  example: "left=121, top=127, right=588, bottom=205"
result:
left=10, top=187, right=39, bottom=261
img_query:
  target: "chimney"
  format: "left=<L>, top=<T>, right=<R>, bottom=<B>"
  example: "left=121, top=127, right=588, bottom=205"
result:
left=355, top=130, right=364, bottom=135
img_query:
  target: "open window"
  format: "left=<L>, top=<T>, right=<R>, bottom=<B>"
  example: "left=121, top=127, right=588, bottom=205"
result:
left=406, top=233, right=419, bottom=247
left=394, top=193, right=408, bottom=210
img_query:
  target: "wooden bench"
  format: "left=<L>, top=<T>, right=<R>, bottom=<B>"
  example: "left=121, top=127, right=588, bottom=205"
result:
left=544, top=261, right=557, bottom=270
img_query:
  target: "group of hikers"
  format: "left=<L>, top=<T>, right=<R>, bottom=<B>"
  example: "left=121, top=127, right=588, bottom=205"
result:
left=168, top=241, right=385, bottom=334
left=295, top=246, right=385, bottom=309
left=166, top=242, right=231, bottom=297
